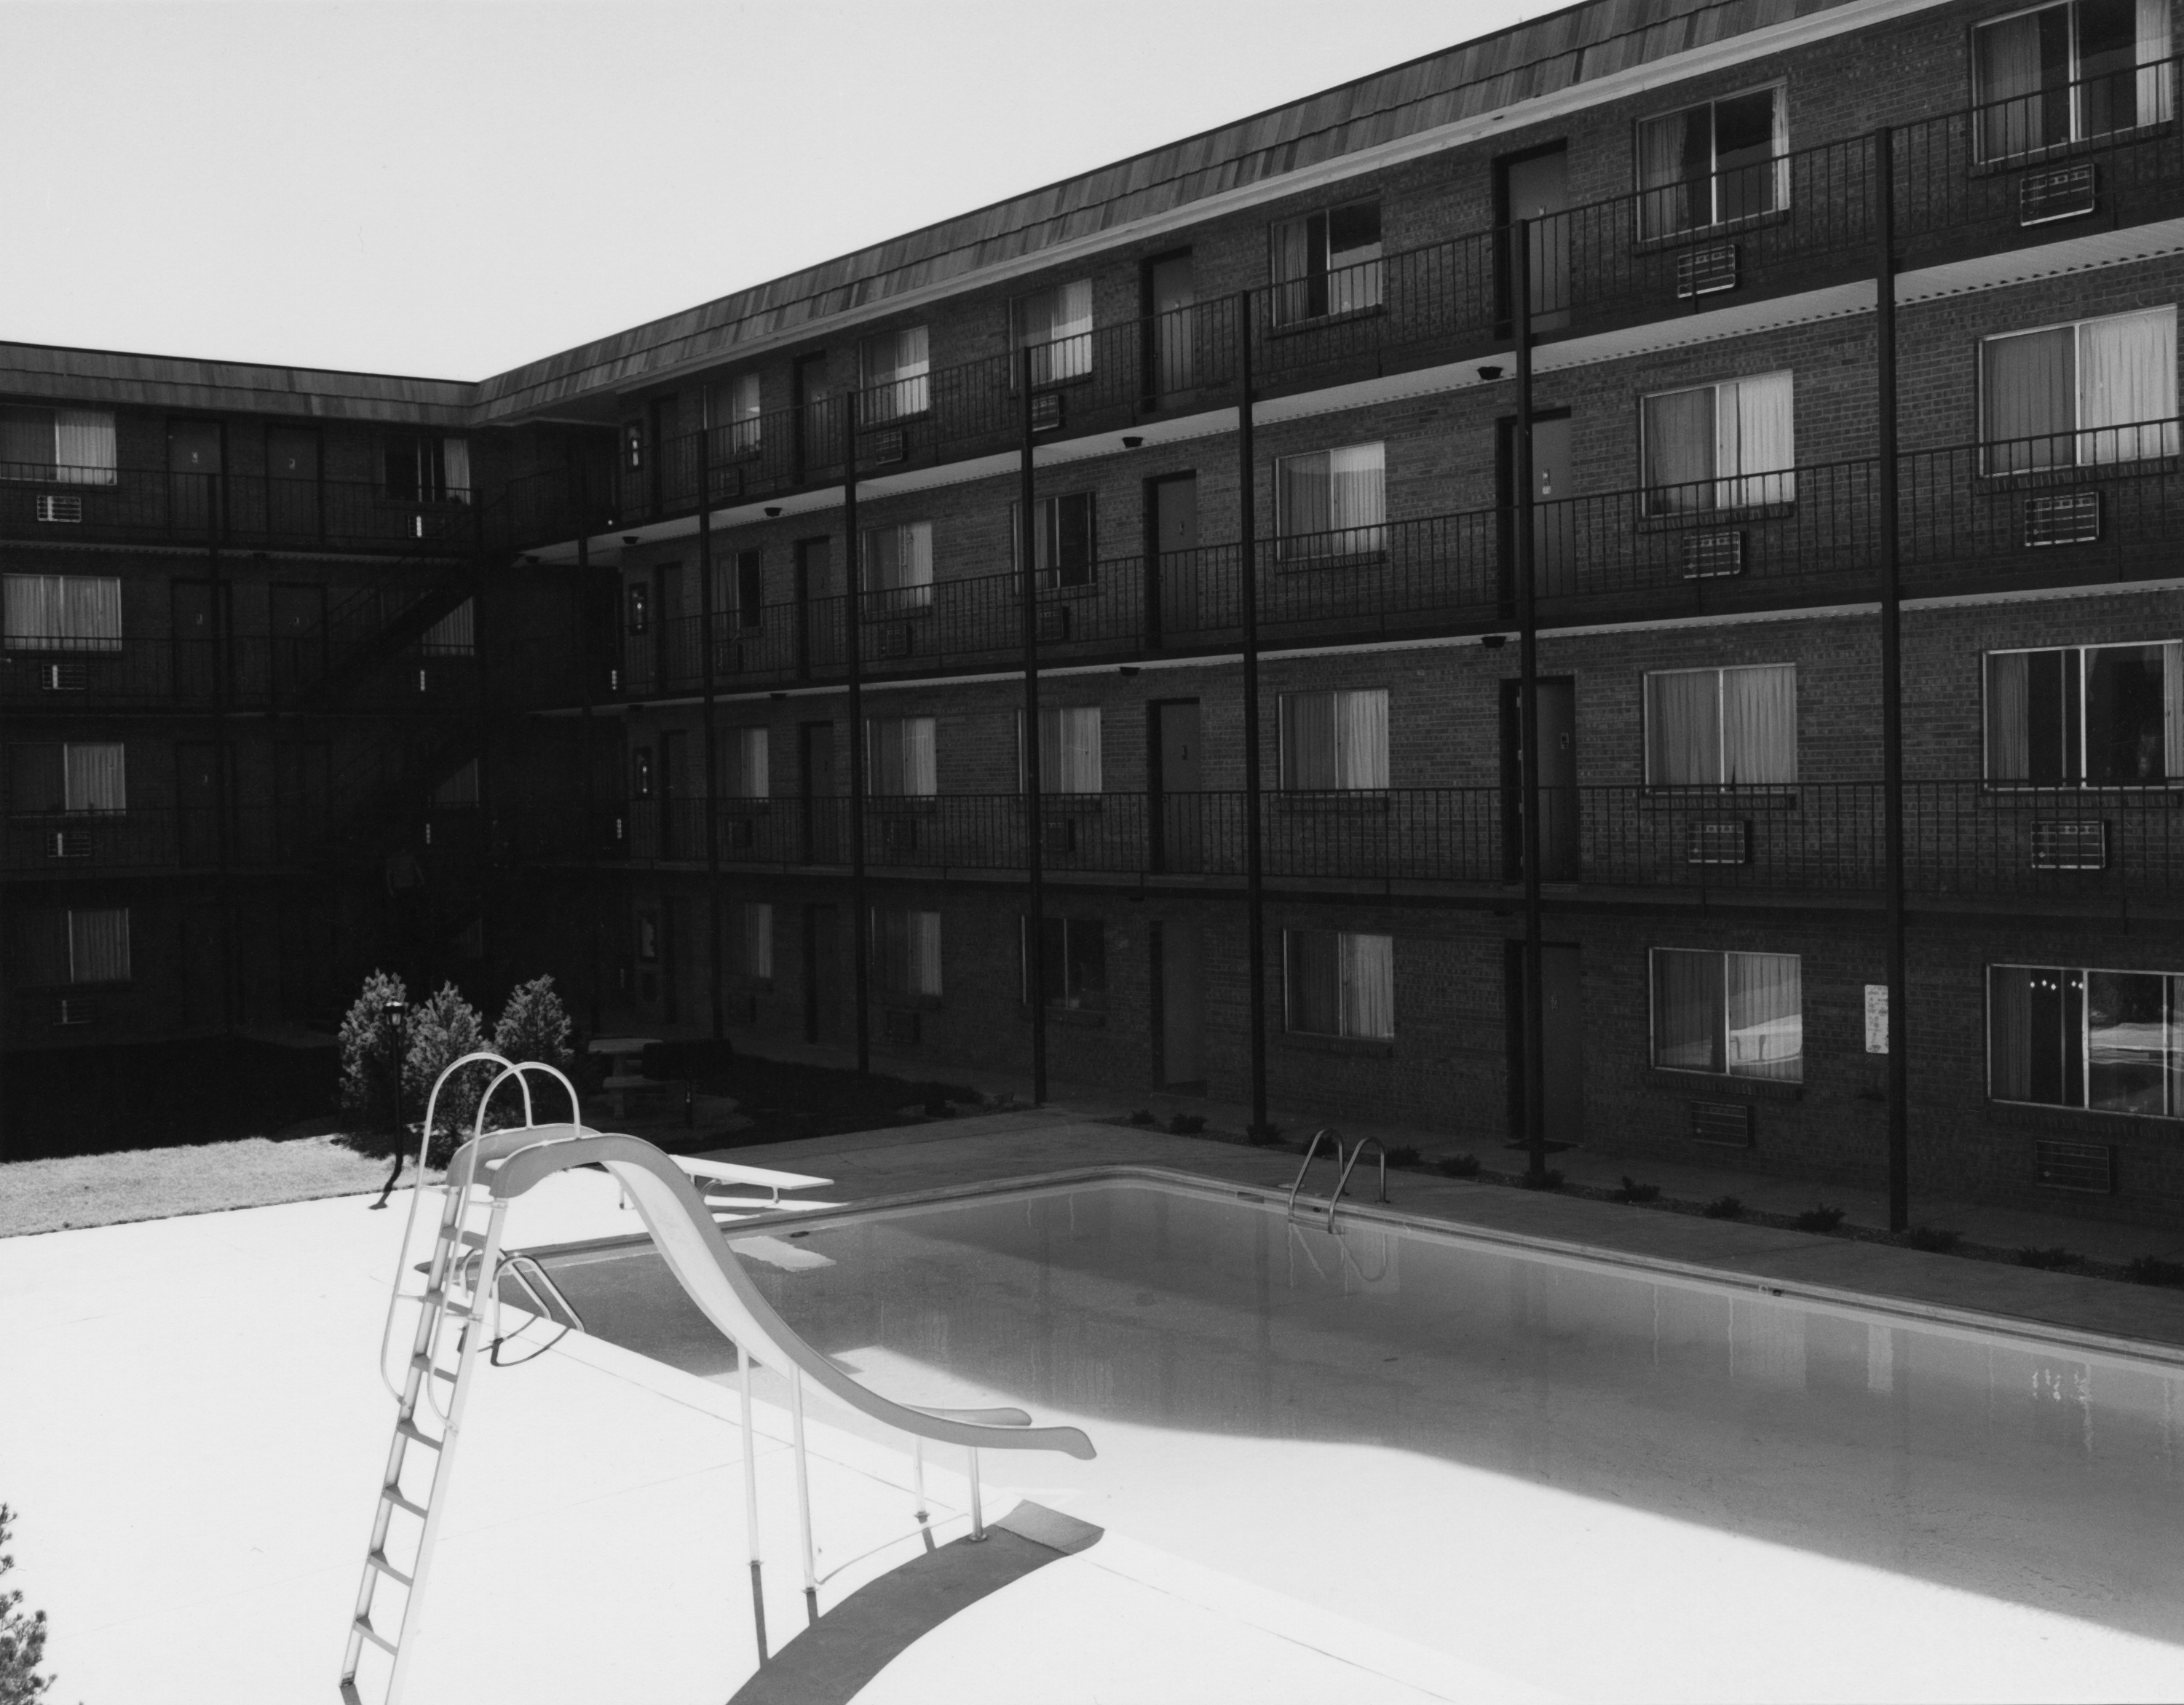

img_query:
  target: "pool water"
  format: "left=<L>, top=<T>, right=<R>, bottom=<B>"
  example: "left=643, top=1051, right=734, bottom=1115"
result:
left=537, top=1176, right=2184, bottom=1701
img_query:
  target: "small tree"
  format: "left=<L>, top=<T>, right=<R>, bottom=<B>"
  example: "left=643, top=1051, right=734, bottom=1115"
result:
left=403, top=981, right=488, bottom=1166
left=494, top=975, right=574, bottom=1078
left=0, top=1505, right=59, bottom=1704
left=337, top=969, right=411, bottom=1134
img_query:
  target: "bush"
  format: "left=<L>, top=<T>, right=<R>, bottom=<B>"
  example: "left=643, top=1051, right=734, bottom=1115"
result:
left=494, top=975, right=574, bottom=1080
left=1241, top=1121, right=1281, bottom=1146
left=1905, top=1225, right=1961, bottom=1253
left=1610, top=1176, right=1660, bottom=1204
left=2126, top=1254, right=2184, bottom=1286
left=1127, top=1109, right=1155, bottom=1127
left=1437, top=1152, right=1481, bottom=1179
left=2017, top=1245, right=2080, bottom=1271
left=1382, top=1144, right=1422, bottom=1171
left=1701, top=1195, right=1744, bottom=1219
left=0, top=1504, right=59, bottom=1702
left=1518, top=1168, right=1564, bottom=1191
left=1794, top=1204, right=1846, bottom=1233
left=1167, top=1112, right=1207, bottom=1136
left=404, top=982, right=489, bottom=1166
left=337, top=969, right=410, bottom=1134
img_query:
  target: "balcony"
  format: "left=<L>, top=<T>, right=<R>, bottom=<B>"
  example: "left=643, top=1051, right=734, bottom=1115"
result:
left=0, top=633, right=483, bottom=716
left=0, top=800, right=494, bottom=879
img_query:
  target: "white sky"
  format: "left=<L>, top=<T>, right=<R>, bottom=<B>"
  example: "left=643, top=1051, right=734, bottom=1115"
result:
left=0, top=0, right=1537, bottom=381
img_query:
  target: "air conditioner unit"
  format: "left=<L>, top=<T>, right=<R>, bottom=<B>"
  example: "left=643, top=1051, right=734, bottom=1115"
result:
left=2019, top=162, right=2098, bottom=226
left=1041, top=818, right=1077, bottom=858
left=879, top=816, right=919, bottom=858
left=882, top=1008, right=922, bottom=1045
left=1674, top=244, right=1739, bottom=300
left=1682, top=531, right=1746, bottom=579
left=2029, top=819, right=2107, bottom=870
left=1034, top=604, right=1071, bottom=643
left=1030, top=392, right=1065, bottom=432
left=2025, top=491, right=2100, bottom=547
left=725, top=818, right=756, bottom=850
left=1688, top=1100, right=1753, bottom=1147
left=39, top=660, right=88, bottom=692
left=45, top=828, right=91, bottom=860
left=2033, top=1138, right=2113, bottom=1193
left=35, top=494, right=83, bottom=524
left=863, top=428, right=907, bottom=466
left=54, top=994, right=100, bottom=1027
left=1685, top=820, right=1751, bottom=865
left=879, top=623, right=915, bottom=660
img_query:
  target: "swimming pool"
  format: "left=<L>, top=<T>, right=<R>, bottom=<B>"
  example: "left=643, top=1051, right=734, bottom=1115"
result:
left=535, top=1171, right=2184, bottom=1702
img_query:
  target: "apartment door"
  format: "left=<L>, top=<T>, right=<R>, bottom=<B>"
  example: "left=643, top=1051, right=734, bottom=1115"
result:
left=1505, top=941, right=1584, bottom=1146
left=1150, top=699, right=1203, bottom=874
left=803, top=903, right=842, bottom=1043
left=1497, top=143, right=1571, bottom=332
left=167, top=420, right=221, bottom=536
left=177, top=741, right=223, bottom=865
left=268, top=583, right=325, bottom=700
left=171, top=579, right=223, bottom=702
left=1149, top=473, right=1200, bottom=644
left=799, top=720, right=839, bottom=863
left=265, top=426, right=321, bottom=539
left=1154, top=920, right=1206, bottom=1090
left=794, top=353, right=834, bottom=477
left=1143, top=250, right=1198, bottom=405
left=1497, top=414, right=1575, bottom=604
left=1500, top=677, right=1579, bottom=881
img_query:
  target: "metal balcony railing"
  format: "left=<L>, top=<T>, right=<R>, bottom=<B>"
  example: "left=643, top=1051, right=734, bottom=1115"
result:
left=0, top=803, right=489, bottom=876
left=0, top=633, right=483, bottom=713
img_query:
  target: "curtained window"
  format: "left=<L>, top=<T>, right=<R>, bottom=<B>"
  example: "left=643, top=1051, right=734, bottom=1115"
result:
left=63, top=743, right=126, bottom=813
left=734, top=902, right=774, bottom=981
left=1013, top=280, right=1096, bottom=386
left=1269, top=201, right=1382, bottom=325
left=1642, top=373, right=1796, bottom=514
left=432, top=759, right=480, bottom=810
left=712, top=373, right=764, bottom=455
left=1013, top=494, right=1096, bottom=588
left=420, top=599, right=475, bottom=656
left=874, top=908, right=943, bottom=997
left=1285, top=929, right=1396, bottom=1040
left=860, top=326, right=930, bottom=423
left=0, top=406, right=117, bottom=487
left=1981, top=308, right=2178, bottom=472
left=860, top=521, right=934, bottom=612
left=1021, top=916, right=1107, bottom=1010
left=1280, top=689, right=1390, bottom=790
left=68, top=907, right=132, bottom=984
left=1990, top=962, right=2184, bottom=1115
left=866, top=716, right=937, bottom=798
left=1985, top=641, right=2181, bottom=786
left=2, top=574, right=123, bottom=651
left=1976, top=0, right=2173, bottom=161
left=1275, top=443, right=1386, bottom=558
left=384, top=433, right=470, bottom=504
left=724, top=727, right=770, bottom=799
left=1637, top=85, right=1788, bottom=240
left=1018, top=706, right=1102, bottom=795
left=1645, top=665, right=1797, bottom=788
left=1651, top=948, right=1802, bottom=1080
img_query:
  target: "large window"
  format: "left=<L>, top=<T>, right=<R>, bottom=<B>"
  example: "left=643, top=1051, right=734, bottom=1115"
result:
left=9, top=909, right=129, bottom=986
left=1990, top=962, right=2184, bottom=1115
left=1021, top=916, right=1107, bottom=1011
left=421, top=599, right=475, bottom=657
left=0, top=406, right=116, bottom=486
left=1637, top=85, right=1787, bottom=240
left=1018, top=706, right=1102, bottom=795
left=1642, top=373, right=1795, bottom=513
left=724, top=726, right=771, bottom=799
left=1980, top=308, right=2178, bottom=472
left=1985, top=642, right=2183, bottom=786
left=1013, top=280, right=1094, bottom=385
left=727, top=548, right=764, bottom=629
left=1279, top=689, right=1388, bottom=790
left=1270, top=201, right=1382, bottom=325
left=384, top=433, right=470, bottom=504
left=711, top=373, right=764, bottom=455
left=732, top=901, right=774, bottom=981
left=1285, top=929, right=1395, bottom=1040
left=860, top=326, right=930, bottom=423
left=2, top=575, right=122, bottom=651
left=874, top=908, right=943, bottom=997
left=861, top=521, right=933, bottom=612
left=1975, top=0, right=2174, bottom=161
left=1644, top=665, right=1797, bottom=788
left=1013, top=494, right=1096, bottom=588
left=866, top=716, right=936, bottom=798
left=7, top=743, right=126, bottom=814
left=1650, top=948, right=1803, bottom=1081
left=1275, top=443, right=1385, bottom=558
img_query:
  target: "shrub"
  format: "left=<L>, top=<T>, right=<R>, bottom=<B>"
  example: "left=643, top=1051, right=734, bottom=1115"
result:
left=1437, top=1152, right=1481, bottom=1179
left=1127, top=1109, right=1155, bottom=1127
left=1906, top=1225, right=1961, bottom=1253
left=1382, top=1144, right=1422, bottom=1171
left=337, top=969, right=411, bottom=1134
left=1242, top=1121, right=1281, bottom=1145
left=2126, top=1255, right=2184, bottom=1286
left=404, top=982, right=489, bottom=1166
left=2017, top=1245, right=2080, bottom=1271
left=494, top=974, right=574, bottom=1077
left=1518, top=1168, right=1564, bottom=1191
left=1610, top=1176, right=1661, bottom=1204
left=1794, top=1204, right=1846, bottom=1233
left=1167, top=1112, right=1208, bottom=1136
left=0, top=1504, right=59, bottom=1702
left=1701, top=1195, right=1744, bottom=1219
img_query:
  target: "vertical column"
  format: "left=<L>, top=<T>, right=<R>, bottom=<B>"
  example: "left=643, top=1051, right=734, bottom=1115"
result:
left=208, top=441, right=238, bottom=1033
left=1514, top=219, right=1548, bottom=1182
left=576, top=528, right=604, bottom=1035
left=696, top=397, right=727, bottom=1040
left=1236, top=296, right=1267, bottom=1138
left=845, top=397, right=871, bottom=1075
left=1875, top=127, right=1910, bottom=1232
left=1021, top=347, right=1049, bottom=1104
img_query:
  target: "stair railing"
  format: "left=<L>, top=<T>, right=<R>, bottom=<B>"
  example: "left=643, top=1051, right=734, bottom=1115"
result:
left=1284, top=1127, right=1345, bottom=1222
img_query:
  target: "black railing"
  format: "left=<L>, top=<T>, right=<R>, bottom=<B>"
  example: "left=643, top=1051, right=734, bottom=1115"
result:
left=1, top=633, right=482, bottom=713
left=0, top=803, right=495, bottom=875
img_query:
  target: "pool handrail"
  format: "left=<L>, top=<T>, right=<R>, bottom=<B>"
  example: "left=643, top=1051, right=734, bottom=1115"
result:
left=1330, top=1136, right=1391, bottom=1231
left=1285, top=1128, right=1345, bottom=1222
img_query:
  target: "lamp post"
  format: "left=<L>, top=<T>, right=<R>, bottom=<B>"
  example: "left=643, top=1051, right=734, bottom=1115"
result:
left=369, top=997, right=411, bottom=1209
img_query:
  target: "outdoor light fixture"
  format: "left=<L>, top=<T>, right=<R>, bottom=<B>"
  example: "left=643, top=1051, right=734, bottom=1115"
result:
left=1476, top=365, right=1505, bottom=381
left=523, top=554, right=540, bottom=566
left=1481, top=633, right=1509, bottom=649
left=1121, top=436, right=1144, bottom=449
left=622, top=534, right=640, bottom=545
left=764, top=506, right=783, bottom=518
left=769, top=690, right=788, bottom=700
left=1118, top=665, right=1139, bottom=678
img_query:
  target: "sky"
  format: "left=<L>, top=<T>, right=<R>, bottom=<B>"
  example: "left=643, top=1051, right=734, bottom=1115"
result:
left=0, top=0, right=1538, bottom=381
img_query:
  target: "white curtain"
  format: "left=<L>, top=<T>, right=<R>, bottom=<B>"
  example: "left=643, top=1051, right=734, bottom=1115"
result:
left=901, top=718, right=936, bottom=796
left=55, top=577, right=124, bottom=650
left=2163, top=640, right=2184, bottom=786
left=63, top=743, right=125, bottom=812
left=2078, top=308, right=2177, bottom=463
left=4, top=574, right=58, bottom=643
left=1988, top=965, right=2036, bottom=1101
left=422, top=599, right=475, bottom=655
left=68, top=907, right=131, bottom=984
left=1329, top=443, right=1386, bottom=551
left=910, top=910, right=943, bottom=996
left=2140, top=0, right=2176, bottom=123
left=1336, top=689, right=1389, bottom=788
left=1976, top=11, right=2052, bottom=159
left=1281, top=692, right=1337, bottom=788
left=1721, top=664, right=1797, bottom=786
left=1341, top=933, right=1396, bottom=1039
left=1025, top=282, right=1093, bottom=383
left=1645, top=669, right=1722, bottom=785
left=1644, top=387, right=1716, bottom=513
left=440, top=436, right=472, bottom=503
left=1036, top=707, right=1101, bottom=794
left=1653, top=948, right=1724, bottom=1069
left=741, top=902, right=773, bottom=978
left=1727, top=951, right=1802, bottom=1080
left=871, top=717, right=935, bottom=796
left=1270, top=216, right=1314, bottom=325
left=735, top=726, right=769, bottom=798
left=1722, top=372, right=1795, bottom=506
left=1637, top=110, right=1696, bottom=237
left=864, top=523, right=933, bottom=609
left=53, top=411, right=117, bottom=487
left=865, top=327, right=930, bottom=419
left=1987, top=650, right=2033, bottom=780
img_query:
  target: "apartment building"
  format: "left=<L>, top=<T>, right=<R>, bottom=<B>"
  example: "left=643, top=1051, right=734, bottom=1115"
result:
left=7, top=0, right=2184, bottom=1224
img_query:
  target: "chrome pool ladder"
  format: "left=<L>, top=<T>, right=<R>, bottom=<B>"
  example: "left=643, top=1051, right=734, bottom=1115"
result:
left=1284, top=1128, right=1389, bottom=1233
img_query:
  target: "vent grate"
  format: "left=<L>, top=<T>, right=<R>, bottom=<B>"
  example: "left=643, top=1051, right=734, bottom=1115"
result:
left=35, top=494, right=84, bottom=524
left=1675, top=244, right=1739, bottom=299
left=1681, top=531, right=1746, bottom=579
left=1034, top=604, right=1070, bottom=643
left=2019, top=162, right=2099, bottom=226
left=1685, top=820, right=1751, bottom=866
left=2029, top=820, right=2107, bottom=870
left=40, top=660, right=88, bottom=692
left=2033, top=1139, right=2113, bottom=1194
left=879, top=817, right=919, bottom=857
left=1688, top=1100, right=1753, bottom=1147
left=1030, top=392, right=1065, bottom=432
left=2025, top=491, right=2100, bottom=547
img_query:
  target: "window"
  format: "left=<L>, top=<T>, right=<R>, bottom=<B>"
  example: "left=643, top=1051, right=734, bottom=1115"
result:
left=0, top=406, right=116, bottom=486
left=420, top=599, right=475, bottom=656
left=1642, top=373, right=1795, bottom=513
left=1013, top=280, right=1095, bottom=385
left=1991, top=963, right=2184, bottom=1115
left=383, top=434, right=471, bottom=504
left=724, top=727, right=771, bottom=799
left=432, top=760, right=480, bottom=810
left=861, top=521, right=933, bottom=612
left=1279, top=689, right=1388, bottom=790
left=712, top=373, right=764, bottom=454
left=860, top=326, right=930, bottom=423
left=1986, top=642, right=2183, bottom=785
left=733, top=901, right=774, bottom=981
left=1980, top=308, right=2177, bottom=472
left=1021, top=916, right=1107, bottom=1010
left=2, top=575, right=122, bottom=651
left=1644, top=665, right=1797, bottom=788
left=631, top=747, right=654, bottom=800
left=1975, top=0, right=2174, bottom=161
left=1270, top=201, right=1382, bottom=325
left=1275, top=443, right=1385, bottom=558
left=731, top=549, right=764, bottom=628
left=1284, top=929, right=1395, bottom=1040
left=866, top=716, right=936, bottom=797
left=7, top=743, right=125, bottom=814
left=874, top=908, right=943, bottom=997
left=1650, top=948, right=1802, bottom=1080
left=1637, top=85, right=1787, bottom=240
left=1018, top=706, right=1102, bottom=794
left=69, top=909, right=131, bottom=984
left=1013, top=494, right=1096, bottom=589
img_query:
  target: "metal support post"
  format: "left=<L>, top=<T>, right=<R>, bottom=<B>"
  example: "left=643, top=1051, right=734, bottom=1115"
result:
left=1514, top=220, right=1548, bottom=1183
left=1875, top=127, right=1910, bottom=1233
left=1021, top=346, right=1049, bottom=1104
left=1237, top=296, right=1267, bottom=1139
left=738, top=1342, right=767, bottom=1665
left=790, top=1365, right=818, bottom=1626
left=845, top=402, right=871, bottom=1075
left=697, top=398, right=727, bottom=1040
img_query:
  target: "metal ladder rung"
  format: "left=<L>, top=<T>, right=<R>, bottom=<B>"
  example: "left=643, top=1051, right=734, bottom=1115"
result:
left=381, top=1486, right=429, bottom=1519
left=456, top=1228, right=489, bottom=1248
left=365, top=1548, right=414, bottom=1588
left=408, top=1352, right=457, bottom=1383
left=351, top=1615, right=399, bottom=1656
left=397, top=1420, right=445, bottom=1451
